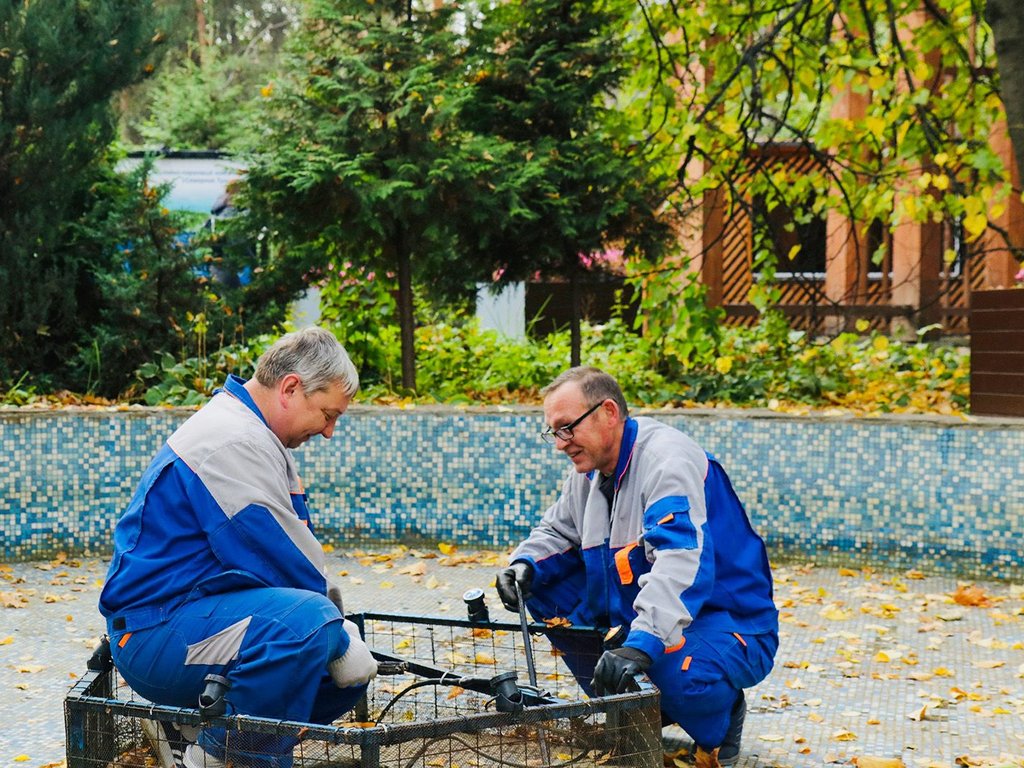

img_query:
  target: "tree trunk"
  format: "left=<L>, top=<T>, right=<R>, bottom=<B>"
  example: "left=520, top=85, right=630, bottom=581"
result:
left=570, top=263, right=582, bottom=368
left=395, top=230, right=417, bottom=392
left=986, top=0, right=1024, bottom=181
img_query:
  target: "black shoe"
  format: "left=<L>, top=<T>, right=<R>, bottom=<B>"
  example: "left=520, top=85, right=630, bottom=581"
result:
left=142, top=719, right=197, bottom=768
left=716, top=692, right=746, bottom=765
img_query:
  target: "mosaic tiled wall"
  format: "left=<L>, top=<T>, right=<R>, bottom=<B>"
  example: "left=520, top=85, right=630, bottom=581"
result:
left=2, top=407, right=1022, bottom=578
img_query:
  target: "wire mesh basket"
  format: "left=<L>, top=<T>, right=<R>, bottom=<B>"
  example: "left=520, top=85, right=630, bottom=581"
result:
left=66, top=612, right=662, bottom=768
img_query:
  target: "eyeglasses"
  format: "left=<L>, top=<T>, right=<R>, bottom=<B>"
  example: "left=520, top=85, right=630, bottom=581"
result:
left=540, top=401, right=604, bottom=444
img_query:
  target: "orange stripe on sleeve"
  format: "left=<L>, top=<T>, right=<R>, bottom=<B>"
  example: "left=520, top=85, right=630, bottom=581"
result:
left=732, top=632, right=747, bottom=647
left=614, top=542, right=638, bottom=585
left=118, top=632, right=133, bottom=648
left=681, top=655, right=692, bottom=671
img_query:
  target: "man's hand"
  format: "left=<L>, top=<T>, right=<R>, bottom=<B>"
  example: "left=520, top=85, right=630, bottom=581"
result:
left=328, top=620, right=378, bottom=688
left=592, top=647, right=651, bottom=696
left=495, top=562, right=534, bottom=612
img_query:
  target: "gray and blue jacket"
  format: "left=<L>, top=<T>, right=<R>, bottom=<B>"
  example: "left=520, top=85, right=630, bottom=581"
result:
left=511, top=416, right=778, bottom=665
left=99, top=375, right=338, bottom=623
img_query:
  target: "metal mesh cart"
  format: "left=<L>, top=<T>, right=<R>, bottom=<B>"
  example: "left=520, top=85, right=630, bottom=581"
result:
left=66, top=612, right=662, bottom=768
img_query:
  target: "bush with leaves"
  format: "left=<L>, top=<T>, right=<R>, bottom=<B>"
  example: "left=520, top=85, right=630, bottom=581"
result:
left=66, top=159, right=286, bottom=398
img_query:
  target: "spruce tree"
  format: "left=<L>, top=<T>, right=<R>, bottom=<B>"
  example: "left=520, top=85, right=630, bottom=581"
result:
left=0, top=0, right=164, bottom=385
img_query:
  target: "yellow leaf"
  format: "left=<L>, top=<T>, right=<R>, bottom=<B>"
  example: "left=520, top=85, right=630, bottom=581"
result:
left=831, top=729, right=858, bottom=742
left=852, top=758, right=905, bottom=768
left=972, top=660, right=1004, bottom=669
left=962, top=212, right=988, bottom=240
left=714, top=356, right=733, bottom=375
left=13, top=756, right=30, bottom=763
left=438, top=542, right=457, bottom=556
left=474, top=652, right=496, bottom=665
left=379, top=581, right=395, bottom=589
left=820, top=605, right=853, bottom=621
left=322, top=543, right=334, bottom=553
left=0, top=636, right=12, bottom=645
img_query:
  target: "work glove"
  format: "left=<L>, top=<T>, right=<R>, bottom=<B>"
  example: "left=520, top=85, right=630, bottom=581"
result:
left=328, top=619, right=378, bottom=688
left=495, top=561, right=536, bottom=614
left=592, top=647, right=651, bottom=696
left=495, top=562, right=534, bottom=612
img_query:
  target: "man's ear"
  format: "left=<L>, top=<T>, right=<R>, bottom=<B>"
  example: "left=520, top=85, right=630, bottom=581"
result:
left=279, top=373, right=302, bottom=405
left=602, top=398, right=619, bottom=421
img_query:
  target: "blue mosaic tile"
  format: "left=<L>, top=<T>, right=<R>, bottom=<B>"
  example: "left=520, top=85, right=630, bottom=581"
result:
left=1, top=407, right=1022, bottom=579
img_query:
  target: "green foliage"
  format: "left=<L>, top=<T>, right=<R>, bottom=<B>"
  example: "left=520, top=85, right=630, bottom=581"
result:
left=118, top=1, right=301, bottom=147
left=242, top=0, right=483, bottom=390
left=627, top=0, right=1015, bottom=290
left=0, top=0, right=168, bottom=386
left=134, top=335, right=272, bottom=406
left=680, top=314, right=969, bottom=414
left=62, top=158, right=287, bottom=398
left=317, top=263, right=398, bottom=382
left=0, top=373, right=38, bottom=407
left=455, top=0, right=674, bottom=364
left=134, top=48, right=261, bottom=151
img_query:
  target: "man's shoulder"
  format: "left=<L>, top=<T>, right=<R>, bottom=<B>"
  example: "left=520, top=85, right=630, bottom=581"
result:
left=170, top=393, right=275, bottom=463
left=633, top=417, right=707, bottom=464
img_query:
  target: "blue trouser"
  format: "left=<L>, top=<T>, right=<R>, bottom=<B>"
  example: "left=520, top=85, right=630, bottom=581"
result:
left=526, top=586, right=777, bottom=749
left=108, top=588, right=366, bottom=768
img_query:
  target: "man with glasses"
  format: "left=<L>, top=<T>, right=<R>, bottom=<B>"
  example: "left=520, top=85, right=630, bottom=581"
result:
left=496, top=366, right=777, bottom=767
left=99, top=327, right=377, bottom=768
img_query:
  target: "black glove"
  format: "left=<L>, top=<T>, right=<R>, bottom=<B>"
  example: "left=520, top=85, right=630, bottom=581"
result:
left=592, top=647, right=651, bottom=696
left=495, top=562, right=534, bottom=612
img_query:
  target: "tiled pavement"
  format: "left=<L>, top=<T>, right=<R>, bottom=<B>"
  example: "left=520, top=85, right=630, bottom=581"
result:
left=2, top=548, right=1022, bottom=768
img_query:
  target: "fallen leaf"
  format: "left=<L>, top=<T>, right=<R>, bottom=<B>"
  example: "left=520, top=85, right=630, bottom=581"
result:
left=821, top=605, right=853, bottom=621
left=831, top=730, right=858, bottom=741
left=398, top=562, right=427, bottom=577
left=438, top=542, right=457, bottom=556
left=951, top=585, right=992, bottom=608
left=852, top=757, right=905, bottom=768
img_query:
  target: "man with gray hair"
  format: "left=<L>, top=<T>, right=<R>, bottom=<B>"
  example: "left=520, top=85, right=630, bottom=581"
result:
left=100, top=327, right=375, bottom=768
left=496, top=366, right=778, bottom=767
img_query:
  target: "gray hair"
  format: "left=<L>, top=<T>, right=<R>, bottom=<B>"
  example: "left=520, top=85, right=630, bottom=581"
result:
left=541, top=366, right=629, bottom=419
left=253, top=327, right=359, bottom=397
